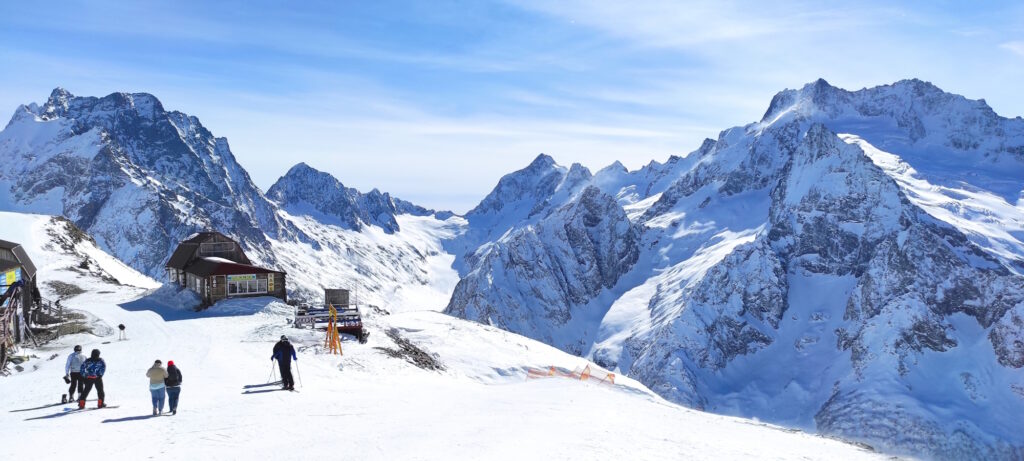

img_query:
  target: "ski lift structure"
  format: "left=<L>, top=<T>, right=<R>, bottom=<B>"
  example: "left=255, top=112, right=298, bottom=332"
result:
left=294, top=288, right=369, bottom=344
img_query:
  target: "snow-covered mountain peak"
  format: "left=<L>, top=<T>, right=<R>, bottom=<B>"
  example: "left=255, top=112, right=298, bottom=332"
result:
left=525, top=152, right=557, bottom=170
left=42, top=87, right=73, bottom=116
left=597, top=160, right=628, bottom=175
left=465, top=153, right=568, bottom=221
left=36, top=88, right=166, bottom=123
left=561, top=163, right=593, bottom=190
left=761, top=78, right=1018, bottom=142
left=757, top=78, right=1024, bottom=206
left=267, top=161, right=434, bottom=234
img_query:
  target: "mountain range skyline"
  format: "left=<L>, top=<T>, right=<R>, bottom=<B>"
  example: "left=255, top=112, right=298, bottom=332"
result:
left=7, top=77, right=1022, bottom=217
left=3, top=0, right=1023, bottom=213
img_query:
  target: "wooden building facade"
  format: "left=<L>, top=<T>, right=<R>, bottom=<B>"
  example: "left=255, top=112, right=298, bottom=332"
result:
left=165, top=232, right=286, bottom=306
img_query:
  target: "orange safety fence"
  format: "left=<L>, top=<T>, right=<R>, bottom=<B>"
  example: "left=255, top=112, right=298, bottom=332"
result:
left=526, top=363, right=616, bottom=386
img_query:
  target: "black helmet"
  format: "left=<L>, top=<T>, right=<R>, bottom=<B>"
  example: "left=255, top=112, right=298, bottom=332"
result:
left=280, top=335, right=288, bottom=341
left=74, top=345, right=82, bottom=352
left=90, top=349, right=101, bottom=359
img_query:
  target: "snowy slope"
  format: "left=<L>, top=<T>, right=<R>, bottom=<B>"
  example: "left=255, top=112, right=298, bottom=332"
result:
left=0, top=211, right=158, bottom=290
left=445, top=80, right=1024, bottom=460
left=0, top=212, right=880, bottom=461
left=269, top=211, right=463, bottom=310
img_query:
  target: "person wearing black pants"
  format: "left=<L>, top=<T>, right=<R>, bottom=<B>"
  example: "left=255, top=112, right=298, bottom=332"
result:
left=165, top=360, right=183, bottom=415
left=78, top=349, right=107, bottom=409
left=64, top=345, right=86, bottom=402
left=271, top=335, right=297, bottom=390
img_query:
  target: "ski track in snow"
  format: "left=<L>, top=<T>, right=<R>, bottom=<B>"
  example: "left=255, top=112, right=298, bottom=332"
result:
left=0, top=212, right=881, bottom=461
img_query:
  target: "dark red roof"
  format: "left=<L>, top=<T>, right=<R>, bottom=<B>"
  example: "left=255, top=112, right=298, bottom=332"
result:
left=183, top=258, right=285, bottom=277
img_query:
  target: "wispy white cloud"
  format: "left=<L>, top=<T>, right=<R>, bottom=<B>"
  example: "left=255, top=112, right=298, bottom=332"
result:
left=507, top=0, right=891, bottom=49
left=1001, top=41, right=1024, bottom=58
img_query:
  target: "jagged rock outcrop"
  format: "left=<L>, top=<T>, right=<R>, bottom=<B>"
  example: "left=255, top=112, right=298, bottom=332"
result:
left=447, top=186, right=640, bottom=353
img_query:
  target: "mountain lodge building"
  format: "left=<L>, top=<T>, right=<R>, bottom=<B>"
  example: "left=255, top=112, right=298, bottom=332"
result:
left=165, top=232, right=286, bottom=305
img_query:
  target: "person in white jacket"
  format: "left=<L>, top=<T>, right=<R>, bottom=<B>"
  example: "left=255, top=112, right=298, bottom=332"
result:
left=64, top=345, right=85, bottom=403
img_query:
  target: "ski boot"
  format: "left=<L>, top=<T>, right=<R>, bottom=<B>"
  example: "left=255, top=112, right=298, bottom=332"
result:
left=62, top=394, right=68, bottom=404
left=97, top=399, right=105, bottom=409
left=78, top=399, right=86, bottom=409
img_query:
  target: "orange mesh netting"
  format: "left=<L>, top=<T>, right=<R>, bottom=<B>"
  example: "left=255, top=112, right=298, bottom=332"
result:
left=526, top=363, right=615, bottom=385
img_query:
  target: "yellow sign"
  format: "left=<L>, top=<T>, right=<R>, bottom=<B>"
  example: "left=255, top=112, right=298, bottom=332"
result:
left=3, top=268, right=21, bottom=286
left=226, top=274, right=256, bottom=282
left=268, top=275, right=274, bottom=292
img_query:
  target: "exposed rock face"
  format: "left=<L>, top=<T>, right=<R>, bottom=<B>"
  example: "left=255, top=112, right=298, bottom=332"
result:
left=447, top=186, right=640, bottom=354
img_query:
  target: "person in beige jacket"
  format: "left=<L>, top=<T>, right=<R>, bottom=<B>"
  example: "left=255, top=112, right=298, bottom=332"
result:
left=146, top=360, right=169, bottom=415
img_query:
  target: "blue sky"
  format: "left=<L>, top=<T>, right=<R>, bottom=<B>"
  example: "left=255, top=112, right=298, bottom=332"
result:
left=1, top=1, right=1022, bottom=212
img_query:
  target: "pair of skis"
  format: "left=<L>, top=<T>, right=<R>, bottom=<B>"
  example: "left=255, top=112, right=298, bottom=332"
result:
left=69, top=405, right=119, bottom=412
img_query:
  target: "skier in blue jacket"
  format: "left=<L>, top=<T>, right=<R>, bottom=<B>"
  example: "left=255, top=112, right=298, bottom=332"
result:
left=78, top=349, right=107, bottom=409
left=271, top=336, right=297, bottom=390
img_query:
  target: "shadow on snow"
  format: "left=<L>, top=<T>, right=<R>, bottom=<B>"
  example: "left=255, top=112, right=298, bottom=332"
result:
left=11, top=400, right=96, bottom=413
left=241, top=388, right=288, bottom=395
left=242, top=381, right=282, bottom=389
left=102, top=414, right=158, bottom=423
left=118, top=285, right=284, bottom=322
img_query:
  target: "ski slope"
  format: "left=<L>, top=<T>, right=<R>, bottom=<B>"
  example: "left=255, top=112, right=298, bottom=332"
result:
left=0, top=212, right=881, bottom=460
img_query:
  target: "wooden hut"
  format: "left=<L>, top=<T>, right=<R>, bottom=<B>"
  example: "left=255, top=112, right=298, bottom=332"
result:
left=165, top=232, right=286, bottom=305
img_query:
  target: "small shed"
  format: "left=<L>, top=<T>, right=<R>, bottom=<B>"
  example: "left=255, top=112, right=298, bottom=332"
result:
left=165, top=232, right=286, bottom=305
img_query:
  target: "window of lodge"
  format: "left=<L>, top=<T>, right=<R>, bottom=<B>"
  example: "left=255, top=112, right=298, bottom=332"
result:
left=226, top=275, right=266, bottom=296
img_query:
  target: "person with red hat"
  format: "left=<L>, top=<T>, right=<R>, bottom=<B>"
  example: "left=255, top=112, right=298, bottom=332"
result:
left=165, top=360, right=183, bottom=415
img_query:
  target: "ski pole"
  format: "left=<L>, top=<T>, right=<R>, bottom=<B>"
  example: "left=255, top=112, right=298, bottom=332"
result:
left=295, top=361, right=303, bottom=388
left=267, top=360, right=276, bottom=383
